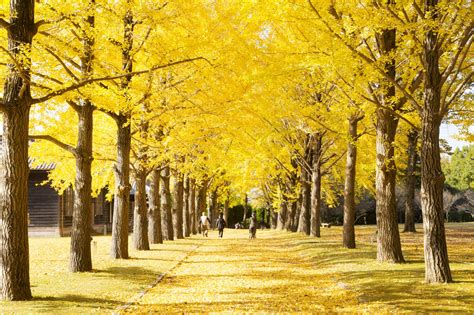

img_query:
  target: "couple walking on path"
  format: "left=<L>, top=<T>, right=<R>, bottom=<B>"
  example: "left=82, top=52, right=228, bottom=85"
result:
left=200, top=212, right=227, bottom=238
left=200, top=211, right=257, bottom=239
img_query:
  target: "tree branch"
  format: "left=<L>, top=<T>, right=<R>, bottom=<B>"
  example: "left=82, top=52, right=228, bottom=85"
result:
left=29, top=135, right=77, bottom=156
left=0, top=18, right=10, bottom=29
left=321, top=150, right=346, bottom=176
left=43, top=46, right=80, bottom=82
left=32, top=57, right=210, bottom=104
left=412, top=1, right=425, bottom=20
left=444, top=72, right=473, bottom=115
left=66, top=100, right=82, bottom=113
left=0, top=46, right=30, bottom=83
left=441, top=23, right=473, bottom=85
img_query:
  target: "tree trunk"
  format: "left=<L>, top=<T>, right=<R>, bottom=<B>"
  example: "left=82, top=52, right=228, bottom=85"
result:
left=70, top=3, right=95, bottom=272
left=190, top=179, right=197, bottom=234
left=285, top=201, right=297, bottom=232
left=276, top=201, right=287, bottom=230
left=270, top=209, right=278, bottom=229
left=0, top=106, right=32, bottom=301
left=197, top=181, right=208, bottom=219
left=172, top=175, right=184, bottom=239
left=242, top=194, right=248, bottom=224
left=375, top=28, right=404, bottom=263
left=110, top=5, right=133, bottom=259
left=148, top=169, right=162, bottom=244
left=420, top=0, right=452, bottom=282
left=0, top=0, right=34, bottom=301
left=210, top=189, right=218, bottom=228
left=292, top=196, right=301, bottom=232
left=133, top=170, right=149, bottom=250
left=403, top=129, right=418, bottom=233
left=224, top=195, right=230, bottom=224
left=343, top=117, right=358, bottom=248
left=183, top=177, right=191, bottom=237
left=310, top=133, right=323, bottom=237
left=160, top=166, right=173, bottom=240
left=70, top=104, right=93, bottom=272
left=110, top=116, right=131, bottom=259
left=298, top=161, right=312, bottom=235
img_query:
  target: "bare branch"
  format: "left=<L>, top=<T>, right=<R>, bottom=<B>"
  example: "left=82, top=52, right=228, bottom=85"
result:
left=29, top=135, right=77, bottom=155
left=97, top=106, right=119, bottom=121
left=43, top=46, right=80, bottom=82
left=412, top=1, right=425, bottom=20
left=303, top=115, right=340, bottom=134
left=444, top=72, right=473, bottom=115
left=441, top=23, right=473, bottom=85
left=32, top=57, right=210, bottom=104
left=0, top=18, right=10, bottom=29
left=0, top=46, right=30, bottom=83
left=321, top=151, right=346, bottom=176
left=66, top=100, right=82, bottom=113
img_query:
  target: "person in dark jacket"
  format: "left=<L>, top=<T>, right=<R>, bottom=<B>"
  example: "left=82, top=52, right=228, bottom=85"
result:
left=249, top=212, right=257, bottom=239
left=216, top=212, right=227, bottom=238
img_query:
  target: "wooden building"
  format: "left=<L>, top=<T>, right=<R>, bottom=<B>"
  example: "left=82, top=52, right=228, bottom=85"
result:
left=28, top=160, right=114, bottom=237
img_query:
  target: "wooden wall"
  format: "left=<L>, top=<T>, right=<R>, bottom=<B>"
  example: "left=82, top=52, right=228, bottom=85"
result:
left=28, top=171, right=59, bottom=228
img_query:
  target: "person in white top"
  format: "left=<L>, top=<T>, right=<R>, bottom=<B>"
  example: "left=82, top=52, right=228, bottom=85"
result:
left=200, top=212, right=211, bottom=237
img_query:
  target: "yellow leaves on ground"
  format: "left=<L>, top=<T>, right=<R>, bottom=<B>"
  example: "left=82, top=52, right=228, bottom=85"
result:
left=1, top=223, right=473, bottom=313
left=126, top=223, right=473, bottom=314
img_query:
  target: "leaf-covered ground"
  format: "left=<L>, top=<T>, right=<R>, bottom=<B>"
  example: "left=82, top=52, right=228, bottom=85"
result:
left=2, top=223, right=474, bottom=313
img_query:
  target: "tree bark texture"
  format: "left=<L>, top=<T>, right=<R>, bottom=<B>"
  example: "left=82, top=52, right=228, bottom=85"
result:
left=133, top=170, right=149, bottom=250
left=403, top=129, right=418, bottom=233
left=160, top=166, right=173, bottom=241
left=224, top=195, right=230, bottom=225
left=183, top=177, right=191, bottom=237
left=292, top=197, right=301, bottom=232
left=148, top=169, right=162, bottom=244
left=70, top=104, right=93, bottom=272
left=242, top=194, right=248, bottom=224
left=285, top=202, right=297, bottom=232
left=189, top=179, right=197, bottom=234
left=421, top=0, right=452, bottom=282
left=298, top=136, right=313, bottom=235
left=276, top=201, right=287, bottom=230
left=343, top=118, right=358, bottom=248
left=310, top=133, right=323, bottom=237
left=70, top=2, right=95, bottom=273
left=0, top=0, right=35, bottom=300
left=197, top=181, right=208, bottom=220
left=110, top=5, right=134, bottom=259
left=210, top=189, right=218, bottom=228
left=110, top=116, right=131, bottom=259
left=172, top=175, right=184, bottom=239
left=375, top=28, right=404, bottom=263
left=270, top=209, right=278, bottom=229
left=298, top=174, right=311, bottom=235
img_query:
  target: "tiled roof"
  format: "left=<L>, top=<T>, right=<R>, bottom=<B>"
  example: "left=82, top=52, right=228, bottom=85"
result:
left=28, top=158, right=56, bottom=171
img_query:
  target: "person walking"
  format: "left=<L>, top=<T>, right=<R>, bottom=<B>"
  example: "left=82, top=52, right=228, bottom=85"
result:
left=249, top=212, right=257, bottom=239
left=200, top=212, right=211, bottom=237
left=216, top=212, right=227, bottom=238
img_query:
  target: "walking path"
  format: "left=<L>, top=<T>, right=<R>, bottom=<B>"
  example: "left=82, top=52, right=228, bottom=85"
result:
left=123, top=229, right=358, bottom=313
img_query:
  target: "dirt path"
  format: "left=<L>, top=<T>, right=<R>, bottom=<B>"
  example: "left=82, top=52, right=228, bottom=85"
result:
left=124, top=229, right=357, bottom=313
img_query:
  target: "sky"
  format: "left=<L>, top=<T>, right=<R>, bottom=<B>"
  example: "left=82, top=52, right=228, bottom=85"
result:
left=440, top=123, right=472, bottom=150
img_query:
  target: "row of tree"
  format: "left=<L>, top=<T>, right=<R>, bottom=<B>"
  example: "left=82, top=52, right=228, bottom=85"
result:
left=0, top=0, right=472, bottom=302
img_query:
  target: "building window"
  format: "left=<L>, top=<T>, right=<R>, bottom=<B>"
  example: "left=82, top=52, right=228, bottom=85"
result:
left=94, top=193, right=104, bottom=216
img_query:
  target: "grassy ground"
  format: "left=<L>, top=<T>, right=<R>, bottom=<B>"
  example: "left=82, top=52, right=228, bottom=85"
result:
left=1, top=223, right=473, bottom=313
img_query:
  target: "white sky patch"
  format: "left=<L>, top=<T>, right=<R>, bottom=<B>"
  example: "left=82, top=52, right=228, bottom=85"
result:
left=440, top=123, right=472, bottom=149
